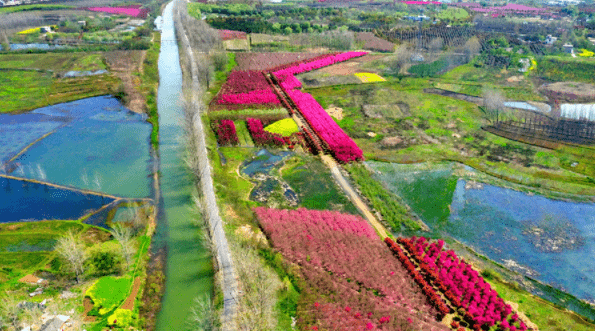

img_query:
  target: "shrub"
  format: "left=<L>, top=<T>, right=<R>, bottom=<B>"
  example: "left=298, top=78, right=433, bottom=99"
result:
left=216, top=119, right=239, bottom=146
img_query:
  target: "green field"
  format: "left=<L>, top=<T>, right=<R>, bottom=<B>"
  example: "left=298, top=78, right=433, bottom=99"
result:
left=436, top=7, right=469, bottom=21
left=281, top=154, right=358, bottom=214
left=0, top=4, right=73, bottom=14
left=234, top=120, right=254, bottom=146
left=0, top=69, right=119, bottom=113
left=0, top=53, right=106, bottom=72
left=307, top=78, right=595, bottom=197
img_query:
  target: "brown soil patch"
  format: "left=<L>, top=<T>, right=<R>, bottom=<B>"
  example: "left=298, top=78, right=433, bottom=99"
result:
left=234, top=52, right=324, bottom=71
left=104, top=50, right=147, bottom=114
left=315, top=54, right=386, bottom=76
left=121, top=277, right=141, bottom=310
left=540, top=81, right=595, bottom=102
left=325, top=106, right=344, bottom=120
left=18, top=274, right=47, bottom=285
left=507, top=75, right=525, bottom=83
left=83, top=297, right=97, bottom=322
left=81, top=227, right=111, bottom=245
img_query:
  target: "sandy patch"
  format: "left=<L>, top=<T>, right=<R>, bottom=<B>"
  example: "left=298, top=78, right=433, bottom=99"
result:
left=326, top=106, right=344, bottom=120
left=507, top=75, right=525, bottom=83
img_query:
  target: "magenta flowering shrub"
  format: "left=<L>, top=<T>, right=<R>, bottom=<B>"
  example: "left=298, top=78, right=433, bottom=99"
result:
left=254, top=207, right=450, bottom=331
left=270, top=52, right=367, bottom=163
left=215, top=120, right=238, bottom=146
left=397, top=236, right=529, bottom=331
left=287, top=90, right=363, bottom=162
left=85, top=5, right=149, bottom=18
left=217, top=29, right=247, bottom=41
left=215, top=71, right=280, bottom=106
left=273, top=51, right=367, bottom=91
left=246, top=118, right=285, bottom=147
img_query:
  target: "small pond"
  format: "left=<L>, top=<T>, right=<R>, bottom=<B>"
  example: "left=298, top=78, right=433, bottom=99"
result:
left=0, top=176, right=115, bottom=223
left=368, top=161, right=595, bottom=314
left=240, top=149, right=298, bottom=206
left=2, top=96, right=153, bottom=198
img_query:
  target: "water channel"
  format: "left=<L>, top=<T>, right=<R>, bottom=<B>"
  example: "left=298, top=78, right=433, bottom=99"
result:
left=153, top=2, right=213, bottom=330
left=368, top=161, right=595, bottom=319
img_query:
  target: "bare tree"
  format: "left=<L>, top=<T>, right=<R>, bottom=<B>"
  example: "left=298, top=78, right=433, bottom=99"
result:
left=0, top=293, right=20, bottom=329
left=188, top=294, right=218, bottom=331
left=110, top=224, right=136, bottom=269
left=234, top=243, right=280, bottom=331
left=428, top=37, right=444, bottom=54
left=390, top=44, right=412, bottom=74
left=55, top=231, right=87, bottom=283
left=483, top=87, right=505, bottom=123
left=463, top=36, right=481, bottom=63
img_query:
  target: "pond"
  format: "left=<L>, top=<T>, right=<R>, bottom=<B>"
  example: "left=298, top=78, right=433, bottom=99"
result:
left=1, top=96, right=153, bottom=198
left=240, top=149, right=297, bottom=206
left=0, top=176, right=115, bottom=223
left=368, top=161, right=595, bottom=317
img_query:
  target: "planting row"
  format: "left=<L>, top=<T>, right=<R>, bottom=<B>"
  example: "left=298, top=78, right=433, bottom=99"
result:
left=270, top=52, right=366, bottom=162
left=287, top=90, right=363, bottom=163
left=254, top=207, right=449, bottom=331
left=385, top=238, right=451, bottom=319
left=273, top=51, right=367, bottom=90
left=398, top=236, right=528, bottom=331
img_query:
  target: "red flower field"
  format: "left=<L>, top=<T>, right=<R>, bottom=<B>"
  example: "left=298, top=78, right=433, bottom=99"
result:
left=254, top=207, right=449, bottom=331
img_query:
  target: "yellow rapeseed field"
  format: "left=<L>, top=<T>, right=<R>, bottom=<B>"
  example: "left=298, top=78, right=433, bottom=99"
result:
left=354, top=72, right=386, bottom=83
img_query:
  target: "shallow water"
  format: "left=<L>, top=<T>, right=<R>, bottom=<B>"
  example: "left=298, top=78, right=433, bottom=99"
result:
left=368, top=161, right=595, bottom=307
left=0, top=176, right=115, bottom=223
left=3, top=96, right=152, bottom=198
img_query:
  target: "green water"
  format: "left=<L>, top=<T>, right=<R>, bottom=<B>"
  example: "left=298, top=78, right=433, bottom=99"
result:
left=153, top=2, right=213, bottom=330
left=368, top=161, right=458, bottom=227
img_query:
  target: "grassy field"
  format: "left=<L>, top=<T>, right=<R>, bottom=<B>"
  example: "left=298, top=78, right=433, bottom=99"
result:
left=307, top=79, right=595, bottom=197
left=535, top=56, right=595, bottom=83
left=0, top=4, right=73, bottom=14
left=0, top=69, right=119, bottom=113
left=281, top=153, right=359, bottom=215
left=234, top=120, right=254, bottom=146
left=438, top=63, right=544, bottom=101
left=0, top=53, right=106, bottom=72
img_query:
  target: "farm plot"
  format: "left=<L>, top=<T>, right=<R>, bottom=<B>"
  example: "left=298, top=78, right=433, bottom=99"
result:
left=356, top=32, right=396, bottom=53
left=211, top=70, right=280, bottom=109
left=233, top=52, right=324, bottom=71
left=254, top=207, right=450, bottom=331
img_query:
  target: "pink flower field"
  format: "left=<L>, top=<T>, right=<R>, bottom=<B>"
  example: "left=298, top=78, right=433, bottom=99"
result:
left=254, top=207, right=449, bottom=331
left=215, top=71, right=280, bottom=107
left=85, top=5, right=150, bottom=18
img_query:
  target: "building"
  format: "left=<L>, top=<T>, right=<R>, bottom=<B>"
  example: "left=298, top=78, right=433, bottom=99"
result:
left=563, top=43, right=574, bottom=54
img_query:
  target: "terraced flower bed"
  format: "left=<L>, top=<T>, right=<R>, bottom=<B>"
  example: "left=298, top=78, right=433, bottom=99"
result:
left=254, top=207, right=449, bottom=331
